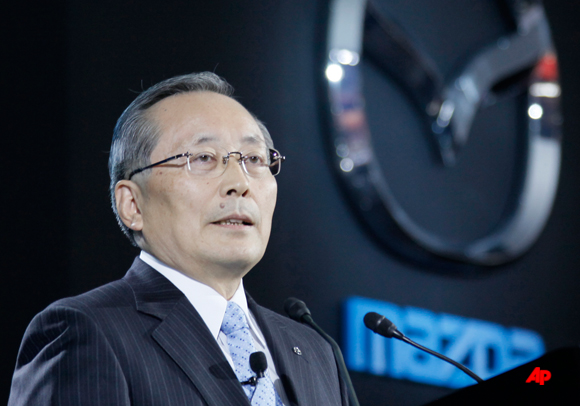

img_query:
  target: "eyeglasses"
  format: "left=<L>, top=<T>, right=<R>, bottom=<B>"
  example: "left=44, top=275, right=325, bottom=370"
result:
left=127, top=145, right=285, bottom=180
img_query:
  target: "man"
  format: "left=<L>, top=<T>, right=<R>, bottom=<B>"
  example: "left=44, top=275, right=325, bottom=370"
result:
left=9, top=72, right=346, bottom=405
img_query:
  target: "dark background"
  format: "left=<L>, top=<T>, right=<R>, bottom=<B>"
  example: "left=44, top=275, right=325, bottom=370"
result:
left=3, top=1, right=580, bottom=405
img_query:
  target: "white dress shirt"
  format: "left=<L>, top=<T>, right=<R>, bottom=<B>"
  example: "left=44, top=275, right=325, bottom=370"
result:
left=139, top=251, right=288, bottom=404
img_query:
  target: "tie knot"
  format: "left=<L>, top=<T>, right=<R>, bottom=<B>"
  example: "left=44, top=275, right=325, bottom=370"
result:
left=221, top=301, right=249, bottom=336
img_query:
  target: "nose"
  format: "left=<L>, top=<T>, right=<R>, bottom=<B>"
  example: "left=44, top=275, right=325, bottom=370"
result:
left=219, top=154, right=250, bottom=197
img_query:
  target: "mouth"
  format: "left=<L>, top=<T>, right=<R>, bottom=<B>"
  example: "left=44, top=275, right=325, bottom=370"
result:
left=212, top=215, right=254, bottom=227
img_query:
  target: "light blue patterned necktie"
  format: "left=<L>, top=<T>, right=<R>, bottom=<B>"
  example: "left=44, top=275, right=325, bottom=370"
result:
left=220, top=302, right=283, bottom=405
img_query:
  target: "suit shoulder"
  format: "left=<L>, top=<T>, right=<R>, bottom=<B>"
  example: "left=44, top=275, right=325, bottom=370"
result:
left=10, top=284, right=132, bottom=406
left=49, top=278, right=134, bottom=312
left=16, top=276, right=143, bottom=373
left=19, top=278, right=135, bottom=347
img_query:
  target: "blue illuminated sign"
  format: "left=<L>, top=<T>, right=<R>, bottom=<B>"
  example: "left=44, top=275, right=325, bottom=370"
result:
left=343, top=296, right=545, bottom=388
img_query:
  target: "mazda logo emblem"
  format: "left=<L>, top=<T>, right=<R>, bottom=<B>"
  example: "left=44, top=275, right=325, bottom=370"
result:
left=323, top=0, right=561, bottom=268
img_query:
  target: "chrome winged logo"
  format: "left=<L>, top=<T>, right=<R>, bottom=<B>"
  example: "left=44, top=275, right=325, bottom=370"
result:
left=324, top=0, right=561, bottom=267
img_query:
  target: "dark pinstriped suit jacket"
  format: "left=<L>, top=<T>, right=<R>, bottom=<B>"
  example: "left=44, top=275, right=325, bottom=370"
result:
left=9, top=258, right=347, bottom=405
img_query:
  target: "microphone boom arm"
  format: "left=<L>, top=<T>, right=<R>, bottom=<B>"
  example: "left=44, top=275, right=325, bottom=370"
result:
left=400, top=334, right=484, bottom=384
left=285, top=298, right=360, bottom=406
left=364, top=311, right=484, bottom=384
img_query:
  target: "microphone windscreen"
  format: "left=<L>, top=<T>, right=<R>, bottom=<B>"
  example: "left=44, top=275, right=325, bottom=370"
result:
left=284, top=297, right=311, bottom=321
left=364, top=312, right=397, bottom=338
left=249, top=351, right=268, bottom=374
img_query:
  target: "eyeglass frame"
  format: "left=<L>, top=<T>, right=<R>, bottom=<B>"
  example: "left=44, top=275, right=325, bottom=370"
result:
left=127, top=148, right=285, bottom=180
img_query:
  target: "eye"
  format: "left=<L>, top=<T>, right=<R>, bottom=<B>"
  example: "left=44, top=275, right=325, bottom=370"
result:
left=197, top=154, right=213, bottom=163
left=190, top=151, right=218, bottom=166
left=245, top=153, right=267, bottom=166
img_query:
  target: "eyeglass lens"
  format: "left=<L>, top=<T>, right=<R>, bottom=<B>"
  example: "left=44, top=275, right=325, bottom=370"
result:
left=185, top=144, right=282, bottom=178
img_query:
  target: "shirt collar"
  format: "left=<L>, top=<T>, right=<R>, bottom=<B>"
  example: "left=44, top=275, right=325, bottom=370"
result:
left=139, top=250, right=250, bottom=340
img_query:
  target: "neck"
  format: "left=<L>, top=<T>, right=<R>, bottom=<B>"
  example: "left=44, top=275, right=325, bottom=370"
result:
left=141, top=248, right=248, bottom=299
left=204, top=278, right=241, bottom=300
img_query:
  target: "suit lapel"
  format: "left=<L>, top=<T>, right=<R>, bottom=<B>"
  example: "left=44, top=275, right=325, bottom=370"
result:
left=247, top=295, right=313, bottom=406
left=124, top=258, right=250, bottom=406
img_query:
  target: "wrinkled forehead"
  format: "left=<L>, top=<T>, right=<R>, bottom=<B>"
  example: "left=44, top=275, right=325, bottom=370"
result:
left=148, top=91, right=266, bottom=153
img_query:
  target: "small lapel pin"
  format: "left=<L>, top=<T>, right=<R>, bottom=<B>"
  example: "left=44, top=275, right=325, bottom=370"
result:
left=292, top=346, right=302, bottom=355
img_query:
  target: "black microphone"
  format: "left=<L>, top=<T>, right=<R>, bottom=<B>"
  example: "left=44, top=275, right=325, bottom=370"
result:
left=284, top=297, right=312, bottom=321
left=250, top=351, right=267, bottom=378
left=241, top=351, right=268, bottom=386
left=284, top=298, right=360, bottom=406
left=364, top=312, right=484, bottom=384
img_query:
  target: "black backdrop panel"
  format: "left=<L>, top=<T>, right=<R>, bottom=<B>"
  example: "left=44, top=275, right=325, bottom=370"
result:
left=4, top=1, right=580, bottom=405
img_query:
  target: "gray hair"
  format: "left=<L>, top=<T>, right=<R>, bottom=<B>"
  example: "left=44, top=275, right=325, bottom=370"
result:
left=109, top=72, right=274, bottom=246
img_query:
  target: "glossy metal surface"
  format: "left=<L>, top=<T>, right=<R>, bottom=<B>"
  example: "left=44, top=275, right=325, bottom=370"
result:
left=324, top=0, right=561, bottom=266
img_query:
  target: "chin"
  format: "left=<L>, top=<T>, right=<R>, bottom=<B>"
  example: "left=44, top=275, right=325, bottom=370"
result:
left=214, top=248, right=264, bottom=271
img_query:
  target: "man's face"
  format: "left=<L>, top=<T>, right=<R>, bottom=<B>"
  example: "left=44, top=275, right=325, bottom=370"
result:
left=136, top=91, right=277, bottom=279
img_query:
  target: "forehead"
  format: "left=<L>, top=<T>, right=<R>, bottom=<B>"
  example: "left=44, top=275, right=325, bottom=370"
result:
left=147, top=91, right=264, bottom=152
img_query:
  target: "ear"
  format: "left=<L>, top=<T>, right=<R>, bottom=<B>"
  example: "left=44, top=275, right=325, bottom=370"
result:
left=115, top=180, right=144, bottom=231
